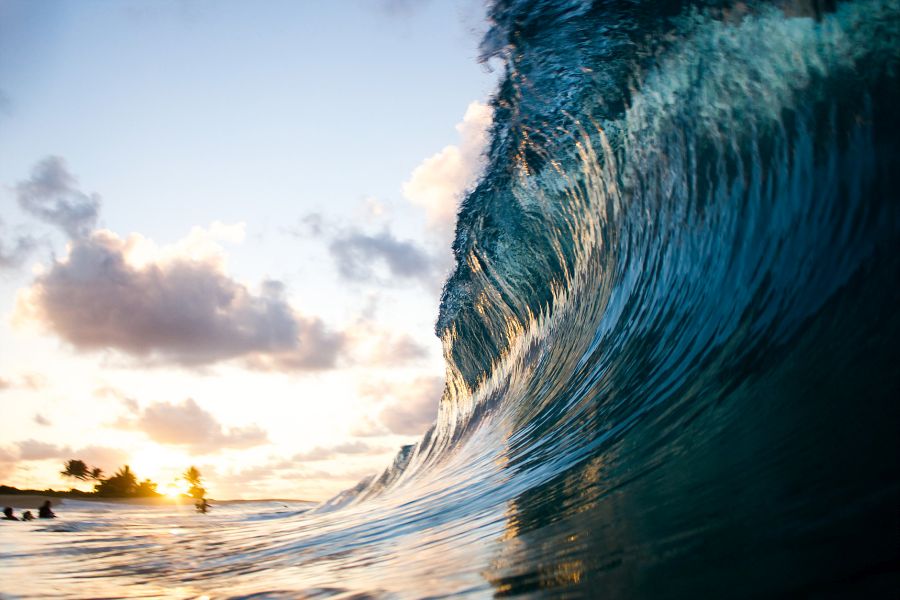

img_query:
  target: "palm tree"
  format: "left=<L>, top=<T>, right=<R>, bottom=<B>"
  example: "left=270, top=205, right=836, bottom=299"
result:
left=95, top=465, right=138, bottom=497
left=61, top=459, right=90, bottom=481
left=183, top=466, right=206, bottom=501
left=134, top=479, right=159, bottom=497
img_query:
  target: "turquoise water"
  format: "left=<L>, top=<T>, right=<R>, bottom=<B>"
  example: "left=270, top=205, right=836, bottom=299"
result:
left=2, top=1, right=899, bottom=597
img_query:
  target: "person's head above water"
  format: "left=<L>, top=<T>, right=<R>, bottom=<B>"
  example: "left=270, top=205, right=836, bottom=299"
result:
left=3, top=507, right=15, bottom=519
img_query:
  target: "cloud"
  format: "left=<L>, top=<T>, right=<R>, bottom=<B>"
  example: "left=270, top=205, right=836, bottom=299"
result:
left=0, top=221, right=36, bottom=269
left=379, top=376, right=443, bottom=434
left=328, top=228, right=438, bottom=287
left=292, top=441, right=388, bottom=462
left=373, top=333, right=430, bottom=365
left=242, top=316, right=347, bottom=372
left=0, top=372, right=45, bottom=392
left=342, top=315, right=432, bottom=368
left=295, top=212, right=444, bottom=292
left=34, top=414, right=51, bottom=426
left=287, top=213, right=325, bottom=238
left=360, top=197, right=389, bottom=219
left=350, top=415, right=391, bottom=437
left=16, top=156, right=101, bottom=239
left=376, top=0, right=433, bottom=16
left=124, top=397, right=269, bottom=454
left=76, top=446, right=130, bottom=473
left=20, top=373, right=45, bottom=390
left=12, top=158, right=346, bottom=372
left=297, top=467, right=379, bottom=482
left=402, top=101, right=493, bottom=242
left=15, top=225, right=346, bottom=370
left=302, top=213, right=325, bottom=236
left=209, top=460, right=378, bottom=500
left=16, top=439, right=66, bottom=461
left=288, top=101, right=493, bottom=299
left=11, top=439, right=127, bottom=473
left=356, top=376, right=444, bottom=436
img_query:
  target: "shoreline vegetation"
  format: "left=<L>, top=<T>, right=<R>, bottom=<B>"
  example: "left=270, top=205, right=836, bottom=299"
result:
left=60, top=459, right=169, bottom=499
left=2, top=461, right=313, bottom=509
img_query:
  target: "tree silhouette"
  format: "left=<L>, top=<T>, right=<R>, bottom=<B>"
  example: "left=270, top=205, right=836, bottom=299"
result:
left=134, top=479, right=159, bottom=497
left=58, top=460, right=162, bottom=498
left=61, top=459, right=90, bottom=481
left=95, top=465, right=138, bottom=497
left=61, top=460, right=105, bottom=488
left=183, top=466, right=206, bottom=500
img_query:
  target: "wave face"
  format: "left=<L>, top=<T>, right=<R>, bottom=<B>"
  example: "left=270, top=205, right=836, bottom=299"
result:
left=4, top=1, right=898, bottom=598
left=396, top=0, right=900, bottom=594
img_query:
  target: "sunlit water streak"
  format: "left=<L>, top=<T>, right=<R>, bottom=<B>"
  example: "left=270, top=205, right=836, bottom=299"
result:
left=2, top=0, right=899, bottom=597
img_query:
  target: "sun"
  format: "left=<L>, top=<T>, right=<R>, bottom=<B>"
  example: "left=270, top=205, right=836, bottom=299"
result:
left=163, top=480, right=191, bottom=498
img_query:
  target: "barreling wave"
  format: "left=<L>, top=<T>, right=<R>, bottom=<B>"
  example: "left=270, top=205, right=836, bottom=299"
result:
left=318, top=0, right=900, bottom=594
left=11, top=1, right=898, bottom=597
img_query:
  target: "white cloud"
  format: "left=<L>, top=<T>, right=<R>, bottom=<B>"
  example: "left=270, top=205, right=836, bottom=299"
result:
left=402, top=101, right=492, bottom=242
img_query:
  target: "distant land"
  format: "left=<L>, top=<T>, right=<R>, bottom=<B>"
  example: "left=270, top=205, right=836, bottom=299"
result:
left=0, top=485, right=313, bottom=506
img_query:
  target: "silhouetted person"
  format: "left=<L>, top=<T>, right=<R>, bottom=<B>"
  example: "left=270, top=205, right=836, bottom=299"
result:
left=38, top=500, right=55, bottom=519
left=2, top=507, right=18, bottom=521
left=195, top=498, right=209, bottom=514
left=21, top=511, right=34, bottom=521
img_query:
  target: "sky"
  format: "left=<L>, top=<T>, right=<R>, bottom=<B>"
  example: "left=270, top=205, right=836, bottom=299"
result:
left=0, top=0, right=498, bottom=500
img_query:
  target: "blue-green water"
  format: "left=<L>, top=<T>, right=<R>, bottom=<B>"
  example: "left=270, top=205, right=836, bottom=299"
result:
left=2, top=1, right=899, bottom=597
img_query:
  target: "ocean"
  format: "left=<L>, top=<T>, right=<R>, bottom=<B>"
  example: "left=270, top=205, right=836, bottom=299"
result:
left=2, top=0, right=899, bottom=597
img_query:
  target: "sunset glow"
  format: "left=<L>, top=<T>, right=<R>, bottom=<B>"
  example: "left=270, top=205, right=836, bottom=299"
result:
left=0, top=0, right=495, bottom=501
left=164, top=480, right=191, bottom=499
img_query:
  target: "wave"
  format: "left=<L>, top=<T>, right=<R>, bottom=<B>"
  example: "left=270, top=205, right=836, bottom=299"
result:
left=321, top=0, right=900, bottom=594
left=5, top=1, right=897, bottom=597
